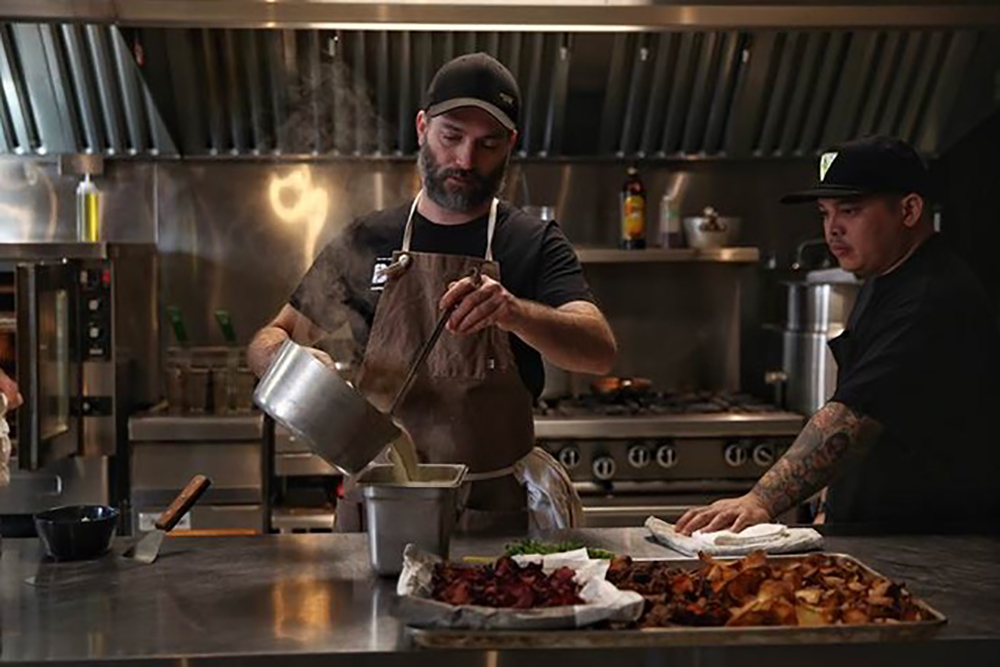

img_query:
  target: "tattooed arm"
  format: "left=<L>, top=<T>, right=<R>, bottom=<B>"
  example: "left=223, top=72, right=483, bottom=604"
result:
left=675, top=401, right=883, bottom=535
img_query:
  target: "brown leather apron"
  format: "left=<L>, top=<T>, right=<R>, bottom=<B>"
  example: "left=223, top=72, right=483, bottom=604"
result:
left=341, top=193, right=535, bottom=533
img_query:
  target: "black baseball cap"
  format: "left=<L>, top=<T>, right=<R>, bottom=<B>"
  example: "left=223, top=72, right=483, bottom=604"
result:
left=424, top=53, right=520, bottom=132
left=781, top=136, right=930, bottom=204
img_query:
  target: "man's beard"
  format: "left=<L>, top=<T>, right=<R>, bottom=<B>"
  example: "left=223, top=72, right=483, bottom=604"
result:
left=419, top=143, right=509, bottom=213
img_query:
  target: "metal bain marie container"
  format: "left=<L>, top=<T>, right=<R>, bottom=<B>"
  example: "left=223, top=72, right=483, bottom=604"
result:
left=357, top=463, right=467, bottom=576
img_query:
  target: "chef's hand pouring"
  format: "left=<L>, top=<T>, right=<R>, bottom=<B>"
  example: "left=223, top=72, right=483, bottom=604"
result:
left=439, top=272, right=518, bottom=335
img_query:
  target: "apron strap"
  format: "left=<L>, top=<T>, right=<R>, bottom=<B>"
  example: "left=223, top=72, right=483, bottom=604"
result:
left=484, top=197, right=498, bottom=262
left=402, top=190, right=499, bottom=262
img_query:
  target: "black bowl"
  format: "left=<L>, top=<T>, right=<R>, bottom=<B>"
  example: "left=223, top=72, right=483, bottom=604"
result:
left=34, top=505, right=119, bottom=561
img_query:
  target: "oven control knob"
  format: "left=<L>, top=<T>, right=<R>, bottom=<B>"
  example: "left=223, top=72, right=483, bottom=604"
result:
left=724, top=443, right=748, bottom=468
left=627, top=445, right=651, bottom=469
left=752, top=443, right=776, bottom=467
left=557, top=446, right=581, bottom=470
left=592, top=456, right=617, bottom=481
left=656, top=444, right=678, bottom=469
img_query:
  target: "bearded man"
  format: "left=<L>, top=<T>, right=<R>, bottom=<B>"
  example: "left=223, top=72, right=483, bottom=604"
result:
left=249, top=53, right=616, bottom=533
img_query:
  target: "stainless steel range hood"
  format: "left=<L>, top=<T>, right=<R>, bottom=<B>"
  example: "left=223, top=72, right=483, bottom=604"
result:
left=1, top=2, right=998, bottom=159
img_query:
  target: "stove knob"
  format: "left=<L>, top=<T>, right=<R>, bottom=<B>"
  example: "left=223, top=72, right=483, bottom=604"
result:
left=656, top=444, right=678, bottom=469
left=724, top=443, right=748, bottom=468
left=592, top=456, right=617, bottom=481
left=626, top=445, right=651, bottom=469
left=752, top=443, right=776, bottom=468
left=557, top=445, right=581, bottom=470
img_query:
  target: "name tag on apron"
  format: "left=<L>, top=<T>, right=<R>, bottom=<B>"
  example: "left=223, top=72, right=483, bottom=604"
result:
left=370, top=257, right=392, bottom=292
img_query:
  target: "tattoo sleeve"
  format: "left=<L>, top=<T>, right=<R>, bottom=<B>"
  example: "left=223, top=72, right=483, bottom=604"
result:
left=750, top=401, right=882, bottom=517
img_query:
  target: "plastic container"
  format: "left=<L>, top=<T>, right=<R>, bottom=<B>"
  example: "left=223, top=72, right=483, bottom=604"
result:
left=76, top=175, right=100, bottom=242
left=357, top=463, right=467, bottom=576
left=658, top=192, right=682, bottom=248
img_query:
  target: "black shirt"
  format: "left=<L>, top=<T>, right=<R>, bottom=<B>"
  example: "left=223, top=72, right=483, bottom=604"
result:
left=827, top=234, right=1000, bottom=526
left=289, top=201, right=594, bottom=399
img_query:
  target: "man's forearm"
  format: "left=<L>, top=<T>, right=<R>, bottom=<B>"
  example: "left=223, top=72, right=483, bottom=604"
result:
left=750, top=401, right=882, bottom=517
left=505, top=300, right=616, bottom=375
left=247, top=326, right=290, bottom=377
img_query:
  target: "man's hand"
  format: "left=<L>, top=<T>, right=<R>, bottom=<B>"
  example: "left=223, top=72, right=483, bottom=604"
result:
left=675, top=493, right=772, bottom=535
left=0, top=370, right=23, bottom=411
left=439, top=274, right=519, bottom=335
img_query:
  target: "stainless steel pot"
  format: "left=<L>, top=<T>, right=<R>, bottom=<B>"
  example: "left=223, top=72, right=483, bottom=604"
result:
left=253, top=339, right=400, bottom=475
left=780, top=281, right=859, bottom=415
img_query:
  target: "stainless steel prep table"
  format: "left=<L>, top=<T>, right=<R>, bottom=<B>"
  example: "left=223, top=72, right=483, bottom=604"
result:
left=1, top=528, right=998, bottom=666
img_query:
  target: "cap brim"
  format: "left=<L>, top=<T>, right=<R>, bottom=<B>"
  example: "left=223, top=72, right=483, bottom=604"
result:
left=426, top=98, right=516, bottom=131
left=780, top=185, right=870, bottom=204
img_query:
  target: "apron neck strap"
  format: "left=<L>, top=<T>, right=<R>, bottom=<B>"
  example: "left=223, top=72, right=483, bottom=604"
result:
left=402, top=190, right=499, bottom=262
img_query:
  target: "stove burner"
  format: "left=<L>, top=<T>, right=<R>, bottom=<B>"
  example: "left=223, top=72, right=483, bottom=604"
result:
left=535, top=391, right=780, bottom=417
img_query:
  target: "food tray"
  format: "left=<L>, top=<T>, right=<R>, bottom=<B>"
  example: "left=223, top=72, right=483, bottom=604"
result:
left=405, top=553, right=946, bottom=649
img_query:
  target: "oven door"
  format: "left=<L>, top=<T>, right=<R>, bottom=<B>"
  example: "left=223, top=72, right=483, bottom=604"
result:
left=16, top=262, right=79, bottom=470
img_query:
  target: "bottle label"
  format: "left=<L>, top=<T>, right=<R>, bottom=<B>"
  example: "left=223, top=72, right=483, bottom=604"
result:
left=622, top=195, right=645, bottom=240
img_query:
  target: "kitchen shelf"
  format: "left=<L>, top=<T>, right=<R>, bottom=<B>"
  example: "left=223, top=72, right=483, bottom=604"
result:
left=575, top=247, right=760, bottom=264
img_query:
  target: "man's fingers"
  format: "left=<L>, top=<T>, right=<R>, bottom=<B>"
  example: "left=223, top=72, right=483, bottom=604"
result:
left=702, top=509, right=739, bottom=534
left=675, top=507, right=701, bottom=533
left=452, top=295, right=506, bottom=334
left=438, top=277, right=478, bottom=311
left=680, top=509, right=718, bottom=535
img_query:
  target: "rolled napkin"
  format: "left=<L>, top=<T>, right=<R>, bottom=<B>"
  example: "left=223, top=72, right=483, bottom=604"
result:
left=645, top=516, right=824, bottom=557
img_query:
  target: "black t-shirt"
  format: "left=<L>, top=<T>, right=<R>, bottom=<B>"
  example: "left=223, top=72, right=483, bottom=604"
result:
left=826, top=234, right=1000, bottom=526
left=289, top=201, right=594, bottom=399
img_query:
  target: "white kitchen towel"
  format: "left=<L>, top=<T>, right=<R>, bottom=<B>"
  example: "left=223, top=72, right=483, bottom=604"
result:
left=645, top=516, right=824, bottom=557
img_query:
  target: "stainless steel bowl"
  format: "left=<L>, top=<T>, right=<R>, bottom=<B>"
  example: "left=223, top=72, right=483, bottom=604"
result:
left=253, top=339, right=400, bottom=476
left=682, top=207, right=741, bottom=249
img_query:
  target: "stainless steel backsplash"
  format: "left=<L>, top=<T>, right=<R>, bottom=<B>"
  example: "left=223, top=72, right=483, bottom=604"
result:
left=0, top=156, right=818, bottom=396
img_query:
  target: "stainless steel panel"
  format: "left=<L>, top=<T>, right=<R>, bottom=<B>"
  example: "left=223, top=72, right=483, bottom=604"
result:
left=275, top=452, right=339, bottom=477
left=778, top=31, right=824, bottom=155
left=10, top=1, right=998, bottom=30
left=639, top=32, right=673, bottom=155
left=222, top=29, right=247, bottom=153
left=899, top=31, right=946, bottom=144
left=799, top=31, right=848, bottom=152
left=130, top=442, right=263, bottom=503
left=534, top=413, right=804, bottom=439
left=37, top=24, right=81, bottom=153
left=660, top=32, right=697, bottom=154
left=85, top=25, right=126, bottom=154
left=879, top=31, right=924, bottom=137
left=681, top=31, right=720, bottom=154
left=0, top=454, right=108, bottom=514
left=133, top=503, right=263, bottom=532
left=598, top=33, right=629, bottom=154
left=0, top=25, right=35, bottom=152
left=129, top=412, right=264, bottom=442
left=201, top=29, right=226, bottom=155
left=110, top=27, right=147, bottom=153
left=61, top=24, right=104, bottom=153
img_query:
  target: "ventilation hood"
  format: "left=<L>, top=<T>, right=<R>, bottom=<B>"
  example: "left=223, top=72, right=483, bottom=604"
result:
left=1, top=1, right=998, bottom=159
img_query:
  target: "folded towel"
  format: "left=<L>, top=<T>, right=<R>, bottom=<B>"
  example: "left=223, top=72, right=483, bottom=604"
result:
left=645, top=516, right=824, bottom=557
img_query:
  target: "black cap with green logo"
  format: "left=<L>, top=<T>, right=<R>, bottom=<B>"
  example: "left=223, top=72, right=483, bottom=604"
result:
left=781, top=135, right=930, bottom=204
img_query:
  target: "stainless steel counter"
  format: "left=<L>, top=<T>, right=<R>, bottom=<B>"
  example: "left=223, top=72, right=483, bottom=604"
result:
left=1, top=529, right=998, bottom=666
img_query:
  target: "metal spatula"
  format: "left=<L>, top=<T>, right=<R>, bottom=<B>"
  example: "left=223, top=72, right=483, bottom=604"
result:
left=123, top=475, right=211, bottom=564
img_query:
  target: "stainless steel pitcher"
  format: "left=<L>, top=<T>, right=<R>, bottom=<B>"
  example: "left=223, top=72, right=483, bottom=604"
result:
left=253, top=339, right=400, bottom=475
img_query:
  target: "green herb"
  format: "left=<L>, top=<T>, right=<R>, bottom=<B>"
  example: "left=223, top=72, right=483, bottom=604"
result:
left=504, top=539, right=614, bottom=560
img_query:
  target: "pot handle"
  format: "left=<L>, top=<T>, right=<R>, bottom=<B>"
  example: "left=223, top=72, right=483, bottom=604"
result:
left=764, top=370, right=788, bottom=410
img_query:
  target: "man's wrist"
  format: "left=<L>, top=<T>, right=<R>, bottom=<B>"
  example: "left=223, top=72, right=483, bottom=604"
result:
left=499, top=296, right=527, bottom=333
